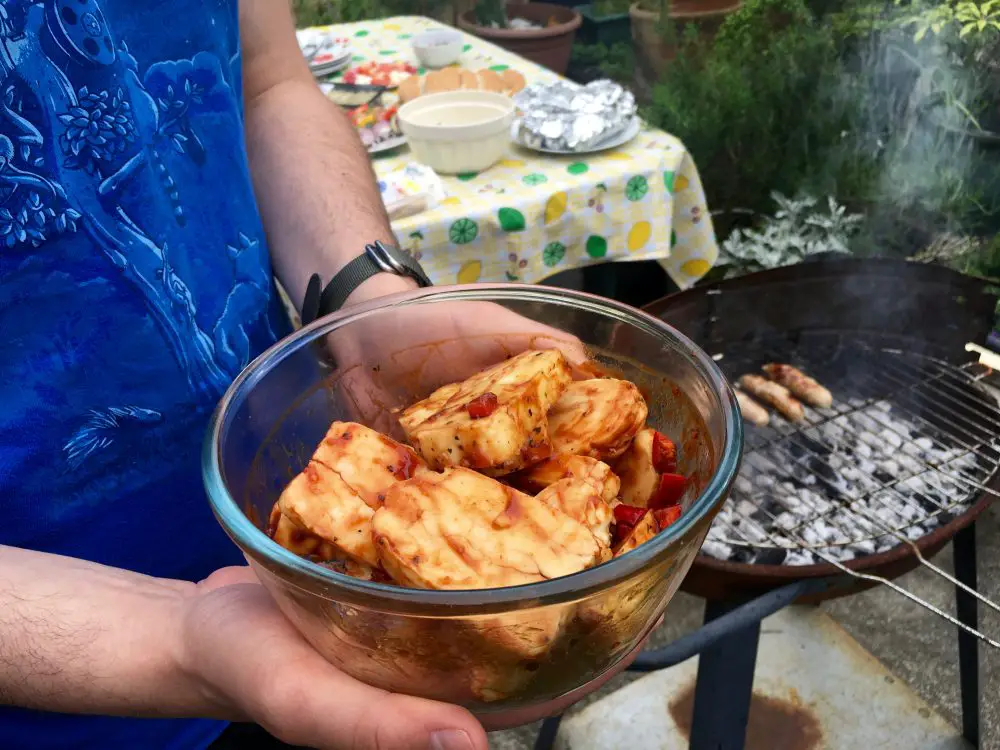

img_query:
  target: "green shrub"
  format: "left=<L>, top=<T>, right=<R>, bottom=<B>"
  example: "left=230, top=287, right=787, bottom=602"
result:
left=644, top=0, right=871, bottom=222
left=593, top=0, right=634, bottom=15
left=292, top=0, right=451, bottom=26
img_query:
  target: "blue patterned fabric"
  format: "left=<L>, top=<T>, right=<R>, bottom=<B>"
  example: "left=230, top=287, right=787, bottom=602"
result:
left=0, top=1, right=288, bottom=747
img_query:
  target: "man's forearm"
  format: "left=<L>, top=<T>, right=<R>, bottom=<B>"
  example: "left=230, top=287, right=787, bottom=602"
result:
left=245, top=78, right=414, bottom=308
left=0, top=545, right=214, bottom=717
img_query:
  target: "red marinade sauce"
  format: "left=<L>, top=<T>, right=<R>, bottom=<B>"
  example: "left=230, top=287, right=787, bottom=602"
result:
left=391, top=448, right=419, bottom=480
left=467, top=392, right=499, bottom=419
left=521, top=439, right=552, bottom=465
left=371, top=568, right=394, bottom=584
left=611, top=521, right=635, bottom=547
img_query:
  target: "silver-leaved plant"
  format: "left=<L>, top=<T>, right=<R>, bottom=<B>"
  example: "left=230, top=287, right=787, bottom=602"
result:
left=718, top=193, right=864, bottom=277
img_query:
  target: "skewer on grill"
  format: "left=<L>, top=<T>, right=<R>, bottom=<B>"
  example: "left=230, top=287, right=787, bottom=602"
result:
left=738, top=374, right=805, bottom=422
left=762, top=363, right=833, bottom=409
left=734, top=389, right=769, bottom=426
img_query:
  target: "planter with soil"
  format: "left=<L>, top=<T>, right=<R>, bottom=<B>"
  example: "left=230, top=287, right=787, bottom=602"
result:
left=629, top=0, right=740, bottom=78
left=458, top=2, right=583, bottom=75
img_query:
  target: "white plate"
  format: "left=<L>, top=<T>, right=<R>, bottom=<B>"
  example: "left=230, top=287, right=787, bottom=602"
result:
left=512, top=117, right=641, bottom=155
left=310, top=54, right=351, bottom=76
left=299, top=30, right=351, bottom=70
left=368, top=135, right=407, bottom=154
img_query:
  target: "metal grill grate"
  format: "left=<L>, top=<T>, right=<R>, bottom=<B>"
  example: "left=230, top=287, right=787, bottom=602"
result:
left=701, top=334, right=1000, bottom=647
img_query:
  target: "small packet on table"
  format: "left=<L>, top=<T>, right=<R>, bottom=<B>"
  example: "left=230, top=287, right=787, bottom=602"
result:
left=379, top=163, right=447, bottom=220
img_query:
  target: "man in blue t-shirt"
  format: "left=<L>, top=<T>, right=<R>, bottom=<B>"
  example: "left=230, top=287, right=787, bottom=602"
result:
left=0, top=2, right=495, bottom=748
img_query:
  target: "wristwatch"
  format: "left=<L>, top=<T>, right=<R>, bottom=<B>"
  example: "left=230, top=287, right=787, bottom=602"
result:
left=301, top=241, right=432, bottom=325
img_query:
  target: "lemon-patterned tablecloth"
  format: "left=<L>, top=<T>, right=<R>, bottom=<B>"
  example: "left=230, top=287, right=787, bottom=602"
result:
left=310, top=16, right=718, bottom=288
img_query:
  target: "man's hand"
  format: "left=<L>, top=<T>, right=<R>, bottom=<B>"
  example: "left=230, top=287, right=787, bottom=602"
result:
left=0, top=545, right=486, bottom=750
left=182, top=567, right=486, bottom=750
left=324, top=291, right=588, bottom=434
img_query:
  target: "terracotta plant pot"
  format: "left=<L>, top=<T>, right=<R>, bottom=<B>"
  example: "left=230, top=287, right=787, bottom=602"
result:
left=458, top=3, right=583, bottom=75
left=629, top=0, right=739, bottom=78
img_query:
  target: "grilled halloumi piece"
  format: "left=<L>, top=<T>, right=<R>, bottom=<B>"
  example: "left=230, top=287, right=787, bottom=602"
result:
left=738, top=374, right=805, bottom=422
left=372, top=467, right=604, bottom=590
left=278, top=422, right=432, bottom=567
left=735, top=389, right=770, bottom=426
left=399, top=349, right=572, bottom=476
left=314, top=421, right=432, bottom=505
left=548, top=379, right=648, bottom=461
left=613, top=509, right=659, bottom=556
left=267, top=503, right=340, bottom=561
left=613, top=428, right=680, bottom=507
left=373, top=467, right=599, bottom=659
left=509, top=453, right=620, bottom=503
left=762, top=363, right=832, bottom=409
left=320, top=556, right=386, bottom=582
left=278, top=460, right=380, bottom=566
left=535, top=478, right=614, bottom=552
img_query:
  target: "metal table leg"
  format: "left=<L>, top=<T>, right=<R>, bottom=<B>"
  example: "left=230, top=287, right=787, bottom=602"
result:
left=953, top=522, right=980, bottom=748
left=533, top=715, right=563, bottom=750
left=689, top=598, right=761, bottom=750
left=529, top=580, right=837, bottom=750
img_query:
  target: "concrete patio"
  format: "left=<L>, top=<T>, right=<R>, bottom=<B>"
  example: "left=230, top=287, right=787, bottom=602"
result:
left=490, top=502, right=1000, bottom=750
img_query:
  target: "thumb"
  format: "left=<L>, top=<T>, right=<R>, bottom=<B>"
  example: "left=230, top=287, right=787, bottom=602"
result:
left=265, top=668, right=489, bottom=750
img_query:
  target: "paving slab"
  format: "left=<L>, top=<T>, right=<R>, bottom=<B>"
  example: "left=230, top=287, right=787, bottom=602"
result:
left=555, top=606, right=968, bottom=750
left=488, top=501, right=999, bottom=749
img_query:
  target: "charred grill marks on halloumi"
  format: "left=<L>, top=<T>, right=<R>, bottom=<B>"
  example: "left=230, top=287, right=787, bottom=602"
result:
left=399, top=349, right=572, bottom=476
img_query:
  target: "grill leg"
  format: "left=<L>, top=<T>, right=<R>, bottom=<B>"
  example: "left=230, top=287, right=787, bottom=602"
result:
left=533, top=714, right=563, bottom=750
left=953, top=522, right=980, bottom=748
left=689, top=599, right=760, bottom=750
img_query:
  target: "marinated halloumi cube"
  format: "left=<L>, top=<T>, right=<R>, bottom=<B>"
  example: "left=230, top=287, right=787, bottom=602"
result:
left=267, top=503, right=339, bottom=561
left=399, top=349, right=572, bottom=476
left=373, top=467, right=596, bottom=660
left=613, top=428, right=683, bottom=507
left=278, top=460, right=380, bottom=566
left=548, top=379, right=648, bottom=462
left=320, top=556, right=387, bottom=582
left=509, top=453, right=621, bottom=503
left=535, top=478, right=614, bottom=552
left=278, top=421, right=432, bottom=567
left=613, top=509, right=658, bottom=556
left=313, top=421, right=432, bottom=506
left=372, top=467, right=603, bottom=590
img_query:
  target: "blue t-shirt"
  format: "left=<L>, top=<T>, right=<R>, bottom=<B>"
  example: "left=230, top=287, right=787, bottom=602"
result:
left=0, top=1, right=287, bottom=747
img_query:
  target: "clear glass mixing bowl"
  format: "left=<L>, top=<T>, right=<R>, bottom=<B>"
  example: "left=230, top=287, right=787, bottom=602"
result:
left=203, top=285, right=742, bottom=728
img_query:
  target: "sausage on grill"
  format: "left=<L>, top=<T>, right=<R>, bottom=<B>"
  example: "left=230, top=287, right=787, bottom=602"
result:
left=738, top=374, right=805, bottom=422
left=735, top=389, right=770, bottom=426
left=762, top=364, right=833, bottom=409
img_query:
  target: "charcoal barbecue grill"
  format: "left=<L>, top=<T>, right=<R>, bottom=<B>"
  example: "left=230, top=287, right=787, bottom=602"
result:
left=534, top=257, right=1000, bottom=750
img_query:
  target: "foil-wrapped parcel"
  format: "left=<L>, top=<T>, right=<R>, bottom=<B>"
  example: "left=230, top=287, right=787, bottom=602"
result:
left=512, top=79, right=637, bottom=152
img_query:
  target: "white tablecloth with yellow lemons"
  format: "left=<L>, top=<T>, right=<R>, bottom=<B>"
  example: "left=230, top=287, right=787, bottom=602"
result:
left=316, top=15, right=719, bottom=289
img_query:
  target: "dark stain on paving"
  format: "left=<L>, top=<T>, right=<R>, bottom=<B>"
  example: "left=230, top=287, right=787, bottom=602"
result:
left=669, top=681, right=824, bottom=750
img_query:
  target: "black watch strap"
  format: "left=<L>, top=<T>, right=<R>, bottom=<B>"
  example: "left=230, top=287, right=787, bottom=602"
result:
left=300, top=241, right=432, bottom=325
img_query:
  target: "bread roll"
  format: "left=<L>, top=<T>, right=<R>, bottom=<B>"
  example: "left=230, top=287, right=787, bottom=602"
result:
left=397, top=67, right=527, bottom=103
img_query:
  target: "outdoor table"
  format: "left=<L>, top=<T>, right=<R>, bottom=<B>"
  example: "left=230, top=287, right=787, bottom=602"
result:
left=305, top=15, right=719, bottom=290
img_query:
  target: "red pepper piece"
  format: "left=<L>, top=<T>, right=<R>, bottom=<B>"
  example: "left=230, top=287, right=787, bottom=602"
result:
left=651, top=431, right=678, bottom=474
left=611, top=521, right=635, bottom=547
left=613, top=504, right=649, bottom=527
left=467, top=392, right=499, bottom=419
left=649, top=472, right=688, bottom=509
left=653, top=505, right=682, bottom=530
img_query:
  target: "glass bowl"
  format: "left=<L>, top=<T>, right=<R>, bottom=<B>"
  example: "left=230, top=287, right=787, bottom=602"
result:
left=203, top=284, right=742, bottom=728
